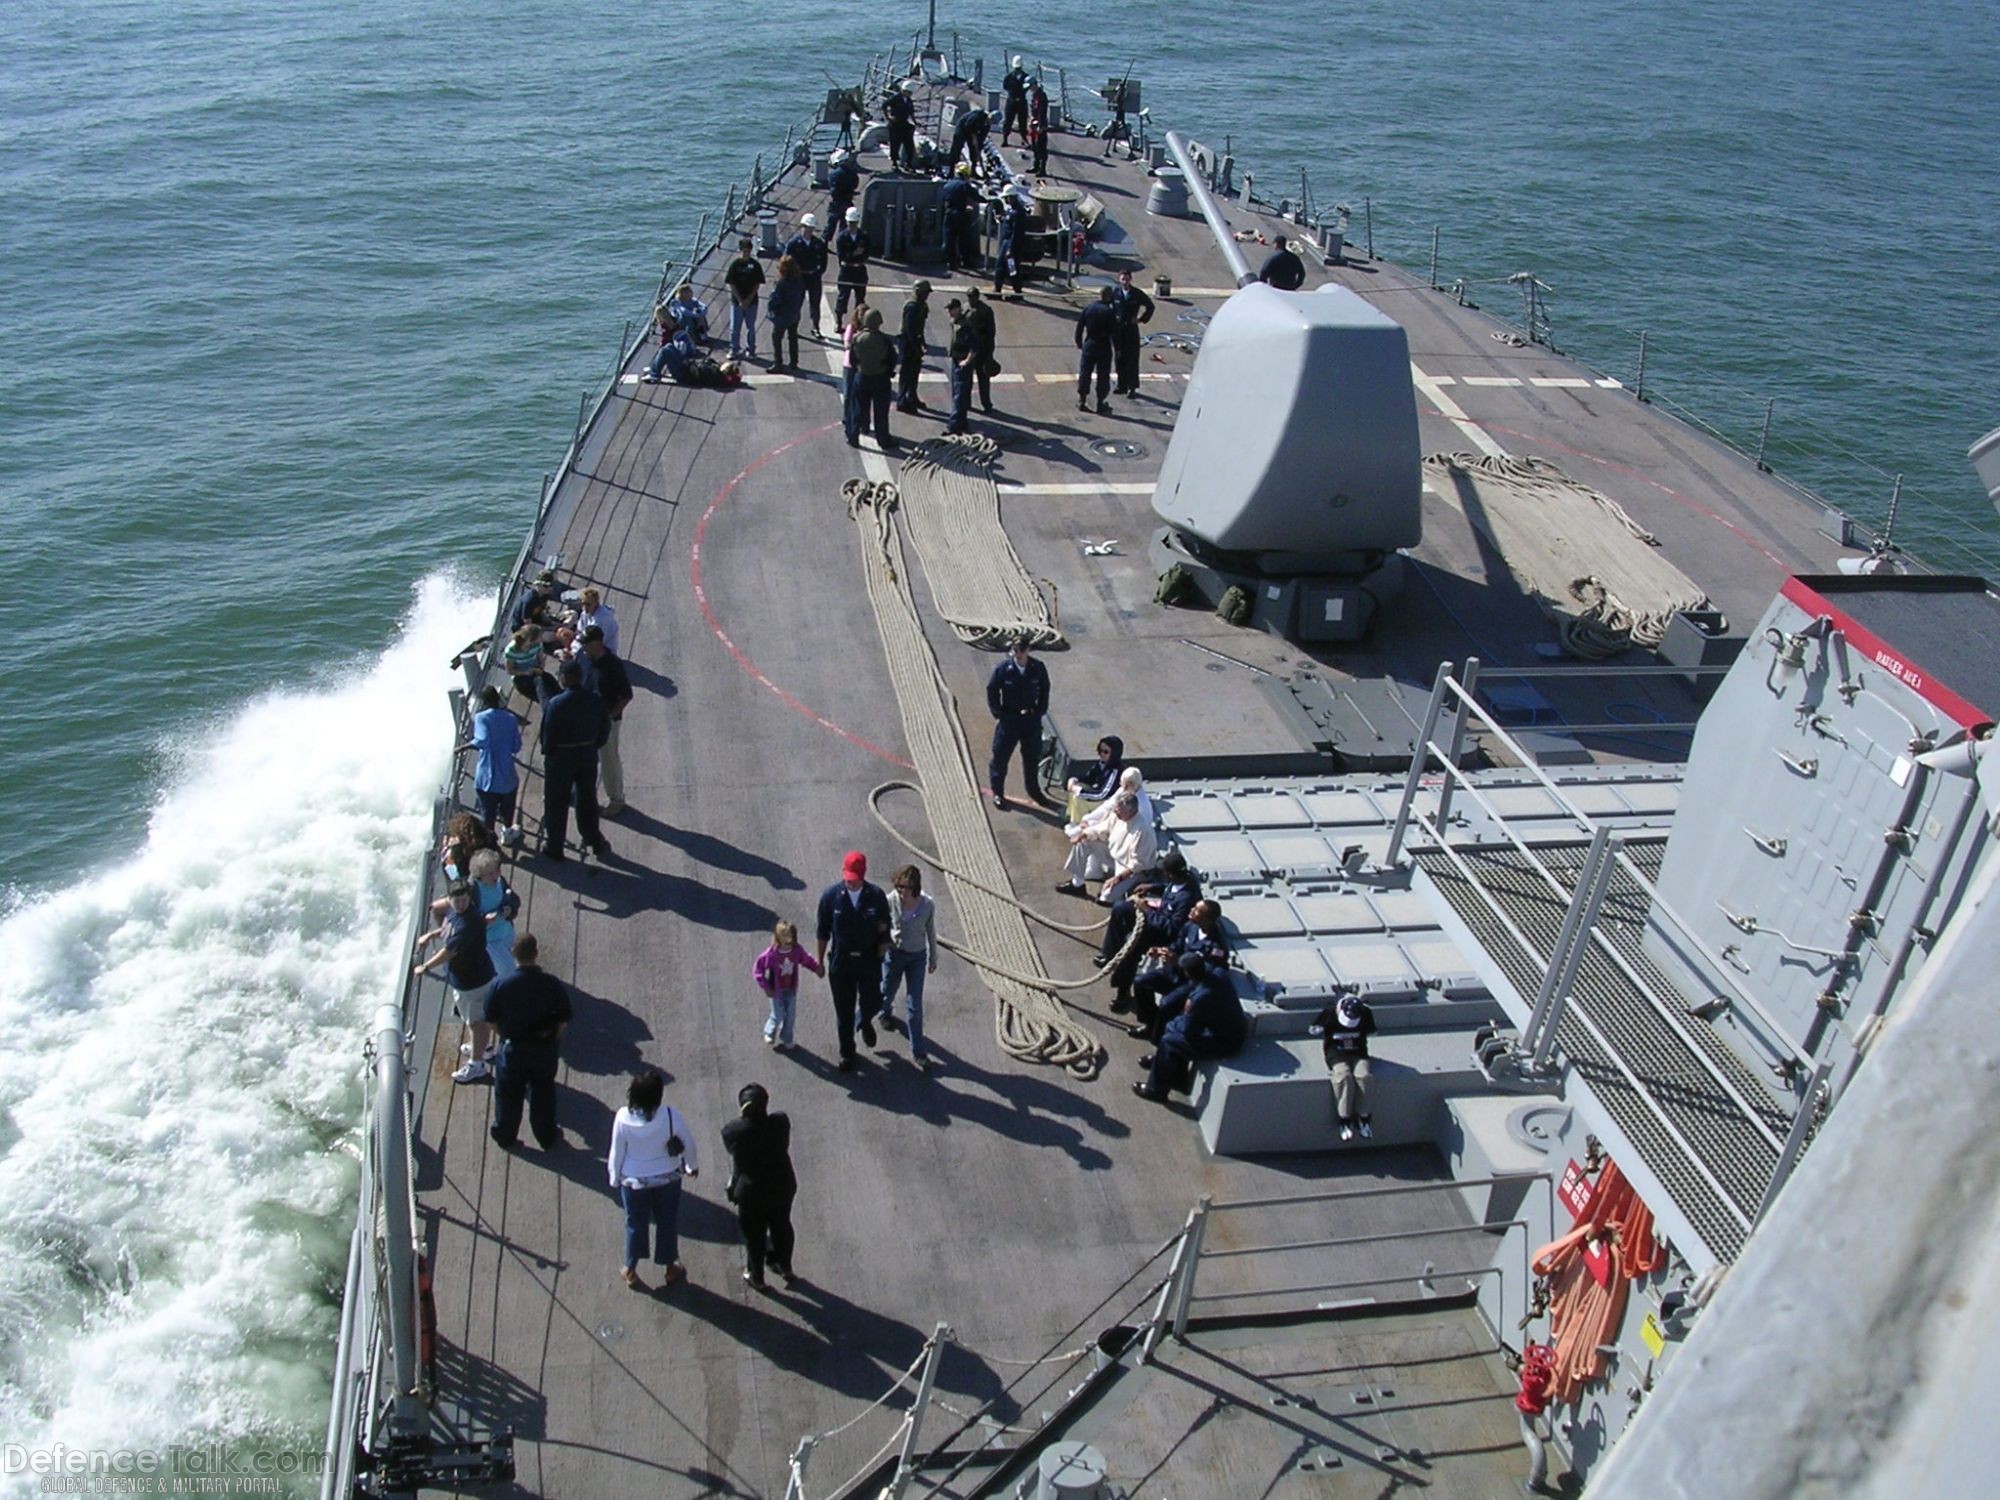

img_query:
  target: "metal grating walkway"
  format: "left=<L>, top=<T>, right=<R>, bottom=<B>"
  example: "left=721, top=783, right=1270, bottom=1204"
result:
left=1419, top=842, right=1789, bottom=1262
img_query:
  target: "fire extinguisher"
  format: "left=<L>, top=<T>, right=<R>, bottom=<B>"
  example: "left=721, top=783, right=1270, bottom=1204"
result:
left=1071, top=228, right=1086, bottom=262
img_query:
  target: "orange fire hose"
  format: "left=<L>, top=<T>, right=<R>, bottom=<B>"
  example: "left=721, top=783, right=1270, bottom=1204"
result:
left=1528, top=1161, right=1665, bottom=1405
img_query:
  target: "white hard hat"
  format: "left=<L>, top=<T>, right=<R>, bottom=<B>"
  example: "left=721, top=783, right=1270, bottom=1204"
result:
left=845, top=206, right=861, bottom=224
left=1012, top=54, right=1023, bottom=69
left=831, top=148, right=851, bottom=164
left=799, top=211, right=817, bottom=228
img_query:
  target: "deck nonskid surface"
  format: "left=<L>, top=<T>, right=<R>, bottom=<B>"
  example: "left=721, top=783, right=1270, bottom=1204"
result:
left=417, top=97, right=1838, bottom=1497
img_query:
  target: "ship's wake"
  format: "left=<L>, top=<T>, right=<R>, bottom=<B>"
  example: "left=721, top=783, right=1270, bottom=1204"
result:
left=0, top=572, right=488, bottom=1493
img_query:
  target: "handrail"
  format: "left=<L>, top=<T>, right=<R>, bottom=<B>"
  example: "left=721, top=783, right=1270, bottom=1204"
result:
left=1412, top=802, right=1759, bottom=1237
left=1434, top=672, right=1815, bottom=1072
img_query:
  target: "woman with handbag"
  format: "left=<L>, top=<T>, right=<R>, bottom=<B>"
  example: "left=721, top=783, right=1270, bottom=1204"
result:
left=607, top=1068, right=698, bottom=1289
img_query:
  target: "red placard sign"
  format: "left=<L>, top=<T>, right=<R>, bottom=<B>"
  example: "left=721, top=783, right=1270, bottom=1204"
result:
left=1558, top=1159, right=1596, bottom=1223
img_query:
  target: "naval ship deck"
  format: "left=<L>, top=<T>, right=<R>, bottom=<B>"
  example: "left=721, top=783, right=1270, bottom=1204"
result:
left=409, top=78, right=1853, bottom=1499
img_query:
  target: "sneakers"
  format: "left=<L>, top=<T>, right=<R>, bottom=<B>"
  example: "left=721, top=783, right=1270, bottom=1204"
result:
left=765, top=1034, right=780, bottom=1049
left=1338, top=1122, right=1356, bottom=1142
left=452, top=1059, right=492, bottom=1084
left=1359, top=1120, right=1374, bottom=1139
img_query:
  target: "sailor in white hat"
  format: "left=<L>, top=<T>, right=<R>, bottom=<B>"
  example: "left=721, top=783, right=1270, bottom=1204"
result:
left=782, top=211, right=829, bottom=338
left=1001, top=54, right=1032, bottom=144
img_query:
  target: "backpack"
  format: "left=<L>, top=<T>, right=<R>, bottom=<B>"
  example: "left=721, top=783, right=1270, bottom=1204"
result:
left=1216, top=585, right=1252, bottom=625
left=1154, top=562, right=1196, bottom=607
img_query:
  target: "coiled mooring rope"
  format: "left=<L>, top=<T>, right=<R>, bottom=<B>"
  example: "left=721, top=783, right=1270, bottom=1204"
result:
left=843, top=477, right=1103, bottom=1077
left=893, top=435, right=1063, bottom=651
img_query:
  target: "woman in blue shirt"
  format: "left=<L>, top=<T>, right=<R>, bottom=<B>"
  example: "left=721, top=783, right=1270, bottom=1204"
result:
left=464, top=686, right=522, bottom=840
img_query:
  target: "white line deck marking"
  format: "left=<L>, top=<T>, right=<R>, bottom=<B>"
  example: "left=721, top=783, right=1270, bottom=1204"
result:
left=1410, top=362, right=1511, bottom=460
left=1462, top=375, right=1522, bottom=387
left=1529, top=377, right=1593, bottom=388
left=997, top=481, right=1155, bottom=495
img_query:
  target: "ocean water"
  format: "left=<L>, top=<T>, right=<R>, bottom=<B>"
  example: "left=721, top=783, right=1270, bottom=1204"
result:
left=0, top=0, right=1994, bottom=1483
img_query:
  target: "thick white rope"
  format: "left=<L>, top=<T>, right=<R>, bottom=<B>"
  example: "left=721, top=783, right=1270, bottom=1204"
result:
left=894, top=434, right=1063, bottom=650
left=845, top=478, right=1103, bottom=1077
left=1423, top=452, right=1722, bottom=660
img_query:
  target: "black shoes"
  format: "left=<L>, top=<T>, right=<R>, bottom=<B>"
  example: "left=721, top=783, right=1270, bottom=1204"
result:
left=837, top=1055, right=857, bottom=1073
left=1096, top=399, right=1112, bottom=414
left=1132, top=1082, right=1167, bottom=1102
left=859, top=1020, right=878, bottom=1048
left=1055, top=881, right=1086, bottom=896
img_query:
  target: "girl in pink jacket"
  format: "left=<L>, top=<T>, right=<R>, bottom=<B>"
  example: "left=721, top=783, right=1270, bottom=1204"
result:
left=753, top=920, right=822, bottom=1050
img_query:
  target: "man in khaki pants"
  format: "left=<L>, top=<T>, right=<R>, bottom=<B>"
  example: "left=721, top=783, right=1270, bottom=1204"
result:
left=1313, top=995, right=1377, bottom=1141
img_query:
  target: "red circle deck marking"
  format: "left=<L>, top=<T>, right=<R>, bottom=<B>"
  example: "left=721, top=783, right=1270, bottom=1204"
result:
left=689, top=422, right=913, bottom=768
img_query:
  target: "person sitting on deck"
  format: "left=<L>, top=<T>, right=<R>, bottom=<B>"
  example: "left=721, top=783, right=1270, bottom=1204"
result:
left=1311, top=995, right=1378, bottom=1140
left=503, top=622, right=559, bottom=705
left=1056, top=789, right=1154, bottom=898
left=1099, top=849, right=1203, bottom=1010
left=573, top=586, right=619, bottom=656
left=642, top=325, right=699, bottom=385
left=1126, top=899, right=1230, bottom=1041
left=1063, top=734, right=1126, bottom=822
left=1257, top=234, right=1307, bottom=291
left=665, top=281, right=711, bottom=344
left=509, top=568, right=562, bottom=632
left=1133, top=951, right=1247, bottom=1103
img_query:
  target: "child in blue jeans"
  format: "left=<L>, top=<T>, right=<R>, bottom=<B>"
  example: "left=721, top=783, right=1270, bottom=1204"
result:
left=753, top=920, right=822, bottom=1050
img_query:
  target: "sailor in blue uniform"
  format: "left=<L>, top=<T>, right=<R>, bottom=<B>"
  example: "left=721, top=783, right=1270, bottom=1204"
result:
left=784, top=213, right=829, bottom=338
left=815, top=851, right=892, bottom=1071
left=833, top=207, right=870, bottom=323
left=939, top=165, right=978, bottom=272
left=883, top=81, right=917, bottom=173
left=949, top=104, right=990, bottom=170
left=827, top=148, right=861, bottom=226
left=1133, top=953, right=1247, bottom=1102
left=1110, top=269, right=1155, bottom=396
left=1075, top=285, right=1120, bottom=413
left=537, top=658, right=611, bottom=862
left=1000, top=57, right=1031, bottom=145
left=985, top=635, right=1050, bottom=810
left=1257, top=234, right=1307, bottom=290
left=991, top=197, right=1026, bottom=296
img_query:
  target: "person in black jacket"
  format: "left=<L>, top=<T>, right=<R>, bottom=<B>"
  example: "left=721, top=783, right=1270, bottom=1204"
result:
left=883, top=81, right=917, bottom=173
left=1110, top=269, right=1155, bottom=396
left=1312, top=995, right=1377, bottom=1139
left=575, top=625, right=633, bottom=817
left=827, top=148, right=861, bottom=226
left=1134, top=953, right=1246, bottom=1102
left=538, top=658, right=611, bottom=862
left=1126, top=899, right=1229, bottom=1042
left=942, top=299, right=976, bottom=435
left=1075, top=285, right=1120, bottom=413
left=963, top=287, right=998, bottom=412
left=985, top=636, right=1050, bottom=810
left=484, top=934, right=573, bottom=1149
left=1000, top=56, right=1031, bottom=144
left=896, top=280, right=931, bottom=414
left=939, top=166, right=978, bottom=272
left=783, top=214, right=829, bottom=338
left=1028, top=82, right=1050, bottom=176
left=1098, top=850, right=1203, bottom=1007
left=833, top=208, right=870, bottom=323
left=1257, top=234, right=1307, bottom=291
left=815, top=850, right=893, bottom=1070
left=721, top=1083, right=798, bottom=1289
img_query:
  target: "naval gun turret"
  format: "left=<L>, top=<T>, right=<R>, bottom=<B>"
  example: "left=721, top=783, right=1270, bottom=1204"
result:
left=1149, top=281, right=1422, bottom=641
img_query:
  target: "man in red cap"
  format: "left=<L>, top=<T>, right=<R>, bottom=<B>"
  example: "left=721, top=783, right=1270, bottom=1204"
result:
left=815, top=850, right=893, bottom=1070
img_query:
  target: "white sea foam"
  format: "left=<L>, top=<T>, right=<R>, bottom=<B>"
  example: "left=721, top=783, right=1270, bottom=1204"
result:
left=0, top=573, right=489, bottom=1491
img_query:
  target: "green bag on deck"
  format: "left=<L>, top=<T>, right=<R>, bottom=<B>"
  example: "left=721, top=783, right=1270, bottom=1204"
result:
left=1154, top=562, right=1196, bottom=607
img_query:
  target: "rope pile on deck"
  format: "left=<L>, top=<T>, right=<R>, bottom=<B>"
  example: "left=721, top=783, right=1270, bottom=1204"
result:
left=891, top=434, right=1063, bottom=650
left=844, top=476, right=1104, bottom=1078
left=1423, top=452, right=1721, bottom=659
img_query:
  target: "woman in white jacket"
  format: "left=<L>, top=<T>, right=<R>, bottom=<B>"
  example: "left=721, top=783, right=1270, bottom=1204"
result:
left=608, top=1068, right=698, bottom=1288
left=1057, top=768, right=1155, bottom=895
